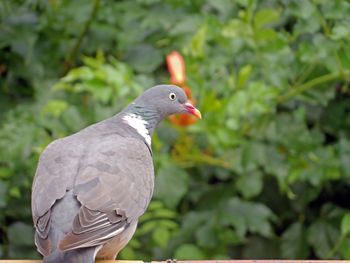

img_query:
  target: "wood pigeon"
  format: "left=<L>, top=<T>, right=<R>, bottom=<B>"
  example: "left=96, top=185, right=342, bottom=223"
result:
left=31, top=85, right=201, bottom=263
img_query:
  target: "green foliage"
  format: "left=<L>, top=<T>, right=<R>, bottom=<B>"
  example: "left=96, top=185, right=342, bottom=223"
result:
left=341, top=213, right=350, bottom=237
left=1, top=0, right=350, bottom=260
left=175, top=244, right=206, bottom=260
left=281, top=222, right=309, bottom=259
left=154, top=164, right=189, bottom=208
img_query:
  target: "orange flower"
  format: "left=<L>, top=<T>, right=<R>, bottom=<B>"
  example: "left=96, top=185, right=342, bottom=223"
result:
left=167, top=52, right=198, bottom=126
left=182, top=86, right=192, bottom=99
left=167, top=51, right=186, bottom=86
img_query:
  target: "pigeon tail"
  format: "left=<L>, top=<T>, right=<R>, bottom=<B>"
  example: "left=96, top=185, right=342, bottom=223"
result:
left=43, top=247, right=96, bottom=263
left=42, top=190, right=99, bottom=263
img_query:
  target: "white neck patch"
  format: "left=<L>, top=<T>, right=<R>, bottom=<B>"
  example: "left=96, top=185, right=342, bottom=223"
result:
left=122, top=113, right=151, bottom=146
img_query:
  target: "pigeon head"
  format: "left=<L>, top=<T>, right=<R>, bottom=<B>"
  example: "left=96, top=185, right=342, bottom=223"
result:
left=120, top=85, right=201, bottom=144
left=134, top=85, right=201, bottom=119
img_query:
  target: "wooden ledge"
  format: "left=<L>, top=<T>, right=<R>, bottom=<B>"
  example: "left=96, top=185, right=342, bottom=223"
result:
left=0, top=260, right=347, bottom=263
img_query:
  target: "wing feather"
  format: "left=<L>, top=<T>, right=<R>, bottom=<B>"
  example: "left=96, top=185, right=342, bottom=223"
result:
left=59, top=206, right=127, bottom=250
left=60, top=135, right=154, bottom=251
left=32, top=128, right=154, bottom=255
left=32, top=137, right=81, bottom=255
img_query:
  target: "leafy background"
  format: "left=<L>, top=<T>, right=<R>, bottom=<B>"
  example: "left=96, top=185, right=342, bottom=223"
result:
left=1, top=0, right=350, bottom=260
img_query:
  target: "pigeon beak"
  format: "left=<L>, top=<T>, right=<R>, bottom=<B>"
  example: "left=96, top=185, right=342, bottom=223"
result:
left=183, top=102, right=202, bottom=119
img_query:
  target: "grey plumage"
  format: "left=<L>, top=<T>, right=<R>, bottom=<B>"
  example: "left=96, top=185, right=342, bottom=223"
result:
left=31, top=85, right=201, bottom=262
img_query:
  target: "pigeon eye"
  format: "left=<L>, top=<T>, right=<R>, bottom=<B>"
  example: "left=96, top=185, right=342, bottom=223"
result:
left=169, top=92, right=176, bottom=101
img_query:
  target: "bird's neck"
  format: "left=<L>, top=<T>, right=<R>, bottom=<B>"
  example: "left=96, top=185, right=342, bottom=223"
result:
left=120, top=103, right=159, bottom=146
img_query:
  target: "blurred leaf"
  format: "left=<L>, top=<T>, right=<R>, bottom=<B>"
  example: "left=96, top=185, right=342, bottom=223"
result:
left=330, top=24, right=350, bottom=40
left=174, top=244, right=206, bottom=260
left=8, top=244, right=40, bottom=259
left=0, top=166, right=12, bottom=179
left=136, top=220, right=158, bottom=236
left=222, top=19, right=250, bottom=38
left=8, top=222, right=34, bottom=246
left=342, top=237, right=350, bottom=260
left=307, top=221, right=340, bottom=259
left=9, top=186, right=21, bottom=198
left=62, top=67, right=94, bottom=82
left=182, top=210, right=211, bottom=231
left=0, top=181, right=8, bottom=208
left=119, top=246, right=135, bottom=260
left=124, top=45, right=163, bottom=73
left=281, top=222, right=309, bottom=259
left=152, top=226, right=170, bottom=247
left=341, top=213, right=350, bottom=237
left=195, top=220, right=218, bottom=248
left=188, top=24, right=207, bottom=58
left=236, top=171, right=263, bottom=199
left=254, top=8, right=280, bottom=28
left=339, top=137, right=350, bottom=178
left=256, top=28, right=279, bottom=41
left=242, top=235, right=280, bottom=259
left=41, top=100, right=68, bottom=117
left=237, top=64, right=253, bottom=89
left=219, top=197, right=276, bottom=238
left=154, top=164, right=189, bottom=208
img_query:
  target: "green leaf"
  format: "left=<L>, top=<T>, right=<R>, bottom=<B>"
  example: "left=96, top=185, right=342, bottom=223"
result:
left=236, top=171, right=263, bottom=199
left=152, top=208, right=177, bottom=219
left=237, top=64, right=253, bottom=89
left=0, top=181, right=8, bottom=208
left=188, top=24, right=207, bottom=58
left=124, top=44, right=163, bottom=73
left=195, top=221, right=218, bottom=248
left=136, top=220, right=158, bottom=236
left=169, top=15, right=202, bottom=36
left=162, top=219, right=180, bottom=229
left=154, top=164, right=189, bottom=208
left=219, top=197, right=276, bottom=238
left=242, top=235, right=280, bottom=259
left=62, top=67, right=94, bottom=82
left=307, top=221, right=340, bottom=259
left=330, top=24, right=350, bottom=40
left=147, top=200, right=164, bottom=210
left=8, top=244, right=40, bottom=259
left=222, top=19, right=250, bottom=38
left=41, top=100, right=68, bottom=117
left=218, top=229, right=241, bottom=245
left=8, top=222, right=34, bottom=246
left=341, top=213, right=350, bottom=237
left=119, top=246, right=135, bottom=260
left=254, top=8, right=280, bottom=28
left=256, top=28, right=279, bottom=41
left=152, top=226, right=170, bottom=247
left=182, top=211, right=211, bottom=230
left=342, top=237, right=350, bottom=259
left=9, top=186, right=21, bottom=198
left=0, top=166, right=13, bottom=179
left=281, top=222, right=309, bottom=259
left=339, top=137, right=350, bottom=178
left=174, top=244, right=206, bottom=260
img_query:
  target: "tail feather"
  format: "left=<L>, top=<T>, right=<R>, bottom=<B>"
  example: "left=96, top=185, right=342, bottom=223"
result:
left=43, top=247, right=96, bottom=263
left=35, top=231, right=51, bottom=256
left=41, top=190, right=97, bottom=263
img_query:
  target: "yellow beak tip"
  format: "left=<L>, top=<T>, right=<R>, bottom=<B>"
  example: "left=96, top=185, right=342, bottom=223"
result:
left=195, top=109, right=202, bottom=119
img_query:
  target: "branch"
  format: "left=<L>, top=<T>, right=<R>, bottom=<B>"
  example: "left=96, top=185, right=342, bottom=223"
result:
left=277, top=71, right=350, bottom=103
left=62, top=0, right=101, bottom=76
left=325, top=233, right=348, bottom=259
